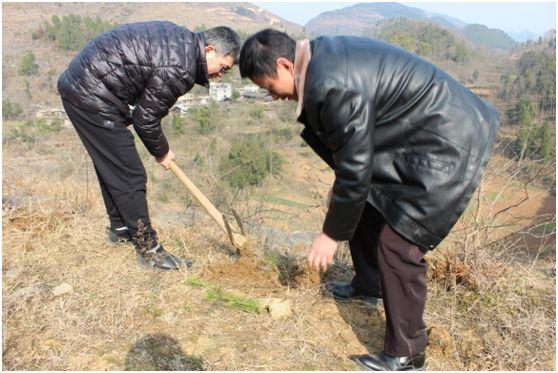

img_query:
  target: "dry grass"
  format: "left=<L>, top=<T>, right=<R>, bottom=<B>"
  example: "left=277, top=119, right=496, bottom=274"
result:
left=2, top=118, right=555, bottom=370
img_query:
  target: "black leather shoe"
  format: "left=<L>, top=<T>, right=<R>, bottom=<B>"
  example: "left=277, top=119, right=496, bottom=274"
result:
left=323, top=282, right=382, bottom=306
left=137, top=245, right=193, bottom=270
left=107, top=226, right=131, bottom=245
left=353, top=351, right=425, bottom=371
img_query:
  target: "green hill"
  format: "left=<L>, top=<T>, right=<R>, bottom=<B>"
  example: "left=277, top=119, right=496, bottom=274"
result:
left=463, top=24, right=518, bottom=51
left=378, top=18, right=473, bottom=63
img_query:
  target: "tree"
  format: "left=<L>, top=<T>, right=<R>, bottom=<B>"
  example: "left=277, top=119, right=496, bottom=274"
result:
left=220, top=134, right=282, bottom=189
left=19, top=52, right=39, bottom=76
left=514, top=100, right=537, bottom=156
left=172, top=113, right=185, bottom=135
left=2, top=99, right=23, bottom=120
left=472, top=70, right=479, bottom=82
left=38, top=14, right=117, bottom=51
left=378, top=18, right=472, bottom=63
left=538, top=121, right=553, bottom=159
left=191, top=105, right=215, bottom=135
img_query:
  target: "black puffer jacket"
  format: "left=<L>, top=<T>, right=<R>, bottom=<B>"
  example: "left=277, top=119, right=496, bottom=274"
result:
left=298, top=36, right=499, bottom=249
left=58, top=21, right=209, bottom=157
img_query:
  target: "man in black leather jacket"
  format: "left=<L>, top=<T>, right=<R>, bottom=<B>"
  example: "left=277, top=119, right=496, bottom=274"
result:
left=239, top=29, right=498, bottom=370
left=58, top=22, right=240, bottom=270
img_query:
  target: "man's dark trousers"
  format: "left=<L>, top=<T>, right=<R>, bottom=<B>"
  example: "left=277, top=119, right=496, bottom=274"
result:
left=349, top=202, right=428, bottom=357
left=62, top=99, right=158, bottom=249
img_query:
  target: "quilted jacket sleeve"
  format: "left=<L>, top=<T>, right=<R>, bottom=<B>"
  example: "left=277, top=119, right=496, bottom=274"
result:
left=131, top=67, right=194, bottom=157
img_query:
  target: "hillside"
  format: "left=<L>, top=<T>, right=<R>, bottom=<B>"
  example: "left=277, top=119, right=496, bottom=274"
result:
left=1, top=2, right=304, bottom=113
left=305, top=2, right=465, bottom=36
left=2, top=2, right=556, bottom=371
left=305, top=2, right=519, bottom=52
left=463, top=24, right=518, bottom=51
left=3, top=95, right=556, bottom=370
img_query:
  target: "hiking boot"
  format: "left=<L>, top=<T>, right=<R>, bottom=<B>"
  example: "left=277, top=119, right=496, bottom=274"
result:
left=107, top=226, right=131, bottom=245
left=136, top=244, right=193, bottom=270
left=353, top=351, right=425, bottom=371
left=323, top=281, right=383, bottom=306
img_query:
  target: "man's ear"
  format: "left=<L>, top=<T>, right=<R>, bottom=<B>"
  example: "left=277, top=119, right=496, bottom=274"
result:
left=204, top=45, right=216, bottom=56
left=276, top=57, right=294, bottom=74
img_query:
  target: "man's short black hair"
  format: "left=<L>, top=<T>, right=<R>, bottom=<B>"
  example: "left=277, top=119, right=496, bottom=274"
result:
left=202, top=26, right=241, bottom=62
left=239, top=29, right=296, bottom=79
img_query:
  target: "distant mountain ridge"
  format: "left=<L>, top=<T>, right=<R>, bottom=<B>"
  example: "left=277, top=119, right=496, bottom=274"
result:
left=507, top=29, right=540, bottom=43
left=305, top=2, right=465, bottom=37
left=305, top=2, right=520, bottom=51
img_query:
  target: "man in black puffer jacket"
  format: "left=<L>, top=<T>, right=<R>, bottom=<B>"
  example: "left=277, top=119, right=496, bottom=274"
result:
left=239, top=29, right=498, bottom=370
left=58, top=21, right=240, bottom=270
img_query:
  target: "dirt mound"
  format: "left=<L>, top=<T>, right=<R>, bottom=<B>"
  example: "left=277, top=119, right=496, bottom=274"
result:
left=201, top=245, right=321, bottom=296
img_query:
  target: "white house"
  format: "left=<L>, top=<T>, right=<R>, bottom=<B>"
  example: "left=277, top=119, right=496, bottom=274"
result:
left=209, top=82, right=232, bottom=101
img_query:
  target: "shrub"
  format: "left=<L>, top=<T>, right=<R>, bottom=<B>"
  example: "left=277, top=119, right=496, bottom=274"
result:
left=38, top=14, right=117, bottom=51
left=19, top=52, right=39, bottom=76
left=272, top=127, right=295, bottom=142
left=220, top=134, right=282, bottom=189
left=2, top=99, right=23, bottom=120
left=249, top=105, right=264, bottom=120
left=3, top=118, right=62, bottom=144
left=171, top=113, right=185, bottom=135
left=191, top=105, right=215, bottom=135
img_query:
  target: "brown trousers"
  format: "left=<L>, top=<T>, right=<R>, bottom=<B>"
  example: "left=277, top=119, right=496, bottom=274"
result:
left=349, top=203, right=428, bottom=357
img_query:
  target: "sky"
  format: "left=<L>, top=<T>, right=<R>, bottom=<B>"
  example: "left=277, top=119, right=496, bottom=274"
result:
left=254, top=1, right=556, bottom=36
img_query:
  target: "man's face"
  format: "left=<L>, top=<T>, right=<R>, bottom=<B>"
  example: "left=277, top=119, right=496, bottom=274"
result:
left=205, top=46, right=235, bottom=79
left=252, top=58, right=297, bottom=101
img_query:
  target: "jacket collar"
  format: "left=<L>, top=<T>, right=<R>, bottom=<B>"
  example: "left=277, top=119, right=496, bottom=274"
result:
left=194, top=32, right=210, bottom=88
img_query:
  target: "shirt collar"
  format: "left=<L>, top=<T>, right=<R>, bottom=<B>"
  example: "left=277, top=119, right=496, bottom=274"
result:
left=294, top=39, right=312, bottom=117
left=194, top=32, right=210, bottom=88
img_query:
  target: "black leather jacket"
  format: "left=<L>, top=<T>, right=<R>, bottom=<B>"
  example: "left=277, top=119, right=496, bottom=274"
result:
left=298, top=36, right=499, bottom=249
left=58, top=21, right=209, bottom=157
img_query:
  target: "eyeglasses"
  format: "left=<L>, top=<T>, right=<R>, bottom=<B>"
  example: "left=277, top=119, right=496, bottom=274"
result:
left=219, top=65, right=231, bottom=74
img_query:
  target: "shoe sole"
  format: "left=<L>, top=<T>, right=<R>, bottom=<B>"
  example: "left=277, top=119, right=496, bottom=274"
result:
left=135, top=253, right=192, bottom=271
left=354, top=357, right=425, bottom=371
left=326, top=292, right=383, bottom=307
left=107, top=238, right=130, bottom=246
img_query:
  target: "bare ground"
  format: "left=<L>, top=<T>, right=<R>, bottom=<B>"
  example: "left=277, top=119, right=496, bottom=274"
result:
left=3, top=128, right=555, bottom=370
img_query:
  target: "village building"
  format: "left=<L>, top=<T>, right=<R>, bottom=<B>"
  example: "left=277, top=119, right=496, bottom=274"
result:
left=209, top=82, right=232, bottom=101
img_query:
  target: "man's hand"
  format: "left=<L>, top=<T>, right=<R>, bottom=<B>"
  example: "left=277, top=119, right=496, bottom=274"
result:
left=156, top=149, right=175, bottom=170
left=308, top=232, right=338, bottom=272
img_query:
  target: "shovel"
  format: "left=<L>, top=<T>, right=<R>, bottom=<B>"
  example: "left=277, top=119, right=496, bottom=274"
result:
left=169, top=161, right=248, bottom=251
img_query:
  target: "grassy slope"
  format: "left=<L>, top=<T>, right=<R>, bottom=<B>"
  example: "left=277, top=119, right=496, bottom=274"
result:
left=2, top=3, right=555, bottom=371
left=3, top=100, right=555, bottom=369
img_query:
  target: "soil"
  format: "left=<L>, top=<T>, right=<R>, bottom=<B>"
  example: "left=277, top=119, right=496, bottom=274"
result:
left=201, top=244, right=321, bottom=296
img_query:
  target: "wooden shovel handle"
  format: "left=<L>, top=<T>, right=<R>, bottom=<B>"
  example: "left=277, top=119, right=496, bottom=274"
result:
left=169, top=161, right=248, bottom=248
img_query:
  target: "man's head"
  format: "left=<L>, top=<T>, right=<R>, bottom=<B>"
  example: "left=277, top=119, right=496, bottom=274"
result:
left=201, top=26, right=241, bottom=78
left=239, top=29, right=297, bottom=101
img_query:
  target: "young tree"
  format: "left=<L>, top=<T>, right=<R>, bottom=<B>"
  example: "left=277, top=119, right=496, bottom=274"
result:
left=538, top=121, right=553, bottom=160
left=19, top=52, right=39, bottom=76
left=514, top=100, right=537, bottom=156
left=2, top=99, right=23, bottom=120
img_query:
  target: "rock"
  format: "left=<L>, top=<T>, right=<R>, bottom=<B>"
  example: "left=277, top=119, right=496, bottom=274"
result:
left=259, top=298, right=293, bottom=319
left=52, top=282, right=74, bottom=296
